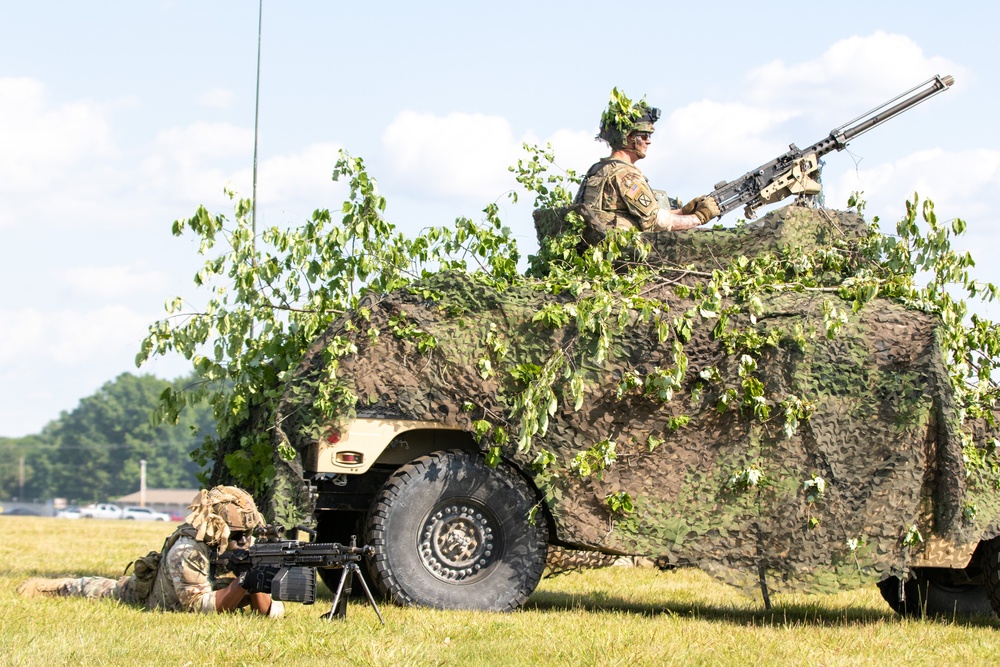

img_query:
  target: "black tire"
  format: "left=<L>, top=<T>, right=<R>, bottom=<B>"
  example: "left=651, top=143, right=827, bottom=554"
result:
left=982, top=536, right=1000, bottom=616
left=366, top=449, right=548, bottom=611
left=878, top=568, right=994, bottom=618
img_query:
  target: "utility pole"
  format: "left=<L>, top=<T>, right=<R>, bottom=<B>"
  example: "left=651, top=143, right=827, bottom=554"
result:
left=140, top=459, right=147, bottom=508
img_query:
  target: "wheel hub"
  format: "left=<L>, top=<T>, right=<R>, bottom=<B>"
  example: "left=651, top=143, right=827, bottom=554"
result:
left=419, top=502, right=498, bottom=582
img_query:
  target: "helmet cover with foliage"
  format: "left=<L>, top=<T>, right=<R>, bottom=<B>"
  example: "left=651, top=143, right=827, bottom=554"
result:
left=184, top=485, right=265, bottom=552
left=598, top=87, right=661, bottom=149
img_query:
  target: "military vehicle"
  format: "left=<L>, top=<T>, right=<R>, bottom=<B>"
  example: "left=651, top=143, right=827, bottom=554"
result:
left=251, top=203, right=1000, bottom=616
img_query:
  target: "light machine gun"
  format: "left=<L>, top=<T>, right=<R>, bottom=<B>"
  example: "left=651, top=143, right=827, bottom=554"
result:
left=213, top=526, right=384, bottom=624
left=709, top=74, right=954, bottom=220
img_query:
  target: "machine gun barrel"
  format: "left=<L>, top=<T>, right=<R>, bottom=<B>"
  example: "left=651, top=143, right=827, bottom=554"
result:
left=214, top=539, right=371, bottom=573
left=710, top=74, right=954, bottom=219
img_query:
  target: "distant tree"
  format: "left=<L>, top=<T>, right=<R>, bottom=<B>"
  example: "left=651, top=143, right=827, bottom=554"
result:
left=49, top=373, right=213, bottom=501
left=0, top=374, right=213, bottom=502
left=0, top=433, right=57, bottom=501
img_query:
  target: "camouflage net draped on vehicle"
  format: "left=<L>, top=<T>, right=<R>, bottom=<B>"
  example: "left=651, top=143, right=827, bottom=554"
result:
left=249, top=205, right=1000, bottom=596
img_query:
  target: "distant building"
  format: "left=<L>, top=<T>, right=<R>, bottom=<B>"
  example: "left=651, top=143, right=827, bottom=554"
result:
left=116, top=489, right=199, bottom=517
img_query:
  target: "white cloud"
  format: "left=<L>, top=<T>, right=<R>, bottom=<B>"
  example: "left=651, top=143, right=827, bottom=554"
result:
left=228, top=142, right=344, bottom=205
left=0, top=306, right=154, bottom=366
left=0, top=77, right=116, bottom=195
left=637, top=33, right=963, bottom=202
left=745, top=32, right=962, bottom=118
left=825, top=148, right=1000, bottom=220
left=647, top=101, right=798, bottom=176
left=0, top=306, right=195, bottom=436
left=541, top=129, right=606, bottom=180
left=52, top=264, right=169, bottom=299
left=198, top=88, right=235, bottom=109
left=380, top=113, right=613, bottom=207
left=382, top=111, right=521, bottom=200
left=134, top=121, right=252, bottom=204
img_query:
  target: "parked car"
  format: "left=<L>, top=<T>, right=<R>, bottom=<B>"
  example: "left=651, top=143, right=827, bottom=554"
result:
left=79, top=503, right=123, bottom=519
left=2, top=507, right=42, bottom=516
left=121, top=506, right=170, bottom=522
left=55, top=506, right=81, bottom=519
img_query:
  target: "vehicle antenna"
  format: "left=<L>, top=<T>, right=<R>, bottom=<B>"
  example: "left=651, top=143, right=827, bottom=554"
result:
left=251, top=0, right=263, bottom=243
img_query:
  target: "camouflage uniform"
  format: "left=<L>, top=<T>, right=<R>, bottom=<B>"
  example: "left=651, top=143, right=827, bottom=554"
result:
left=41, top=525, right=284, bottom=617
left=20, top=487, right=284, bottom=617
left=574, top=158, right=660, bottom=231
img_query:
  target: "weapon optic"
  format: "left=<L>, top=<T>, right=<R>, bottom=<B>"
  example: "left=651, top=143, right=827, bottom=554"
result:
left=709, top=74, right=954, bottom=220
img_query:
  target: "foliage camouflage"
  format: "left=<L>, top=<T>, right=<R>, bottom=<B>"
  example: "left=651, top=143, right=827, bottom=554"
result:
left=146, top=147, right=1000, bottom=597
left=229, top=204, right=1000, bottom=596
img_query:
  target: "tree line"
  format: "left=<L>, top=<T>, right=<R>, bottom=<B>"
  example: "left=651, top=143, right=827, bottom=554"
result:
left=0, top=373, right=212, bottom=503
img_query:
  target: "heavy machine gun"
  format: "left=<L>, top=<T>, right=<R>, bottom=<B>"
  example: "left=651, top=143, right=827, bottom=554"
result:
left=709, top=74, right=954, bottom=220
left=213, top=526, right=384, bottom=624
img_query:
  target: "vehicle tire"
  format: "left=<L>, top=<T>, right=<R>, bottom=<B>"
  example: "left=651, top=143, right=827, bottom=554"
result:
left=366, top=449, right=548, bottom=611
left=878, top=568, right=994, bottom=617
left=981, top=536, right=1000, bottom=616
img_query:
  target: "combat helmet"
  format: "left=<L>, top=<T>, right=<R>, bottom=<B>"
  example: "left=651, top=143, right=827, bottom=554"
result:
left=184, top=485, right=265, bottom=552
left=598, top=87, right=661, bottom=149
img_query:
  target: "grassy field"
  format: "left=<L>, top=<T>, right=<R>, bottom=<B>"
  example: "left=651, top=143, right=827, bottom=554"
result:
left=2, top=517, right=999, bottom=666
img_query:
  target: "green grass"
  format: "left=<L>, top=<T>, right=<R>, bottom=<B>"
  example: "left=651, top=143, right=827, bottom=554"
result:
left=2, top=516, right=999, bottom=666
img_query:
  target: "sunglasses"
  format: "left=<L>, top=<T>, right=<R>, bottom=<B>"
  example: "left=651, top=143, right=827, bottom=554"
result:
left=633, top=133, right=652, bottom=143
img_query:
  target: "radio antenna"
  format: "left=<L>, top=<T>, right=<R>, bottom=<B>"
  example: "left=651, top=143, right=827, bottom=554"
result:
left=251, top=0, right=263, bottom=240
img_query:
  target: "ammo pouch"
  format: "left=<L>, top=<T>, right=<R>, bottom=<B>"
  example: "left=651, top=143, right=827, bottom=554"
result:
left=124, top=551, right=162, bottom=601
left=123, top=528, right=193, bottom=602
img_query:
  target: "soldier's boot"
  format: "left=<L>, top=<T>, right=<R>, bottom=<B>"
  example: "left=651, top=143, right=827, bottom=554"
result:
left=16, top=577, right=77, bottom=597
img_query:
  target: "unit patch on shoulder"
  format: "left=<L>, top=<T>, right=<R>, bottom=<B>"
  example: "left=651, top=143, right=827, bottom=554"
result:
left=637, top=193, right=652, bottom=208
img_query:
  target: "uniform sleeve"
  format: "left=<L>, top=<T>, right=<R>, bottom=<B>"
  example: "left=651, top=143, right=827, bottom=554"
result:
left=163, top=539, right=218, bottom=613
left=613, top=170, right=659, bottom=230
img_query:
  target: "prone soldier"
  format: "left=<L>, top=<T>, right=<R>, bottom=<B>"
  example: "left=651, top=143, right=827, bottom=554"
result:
left=17, top=485, right=285, bottom=617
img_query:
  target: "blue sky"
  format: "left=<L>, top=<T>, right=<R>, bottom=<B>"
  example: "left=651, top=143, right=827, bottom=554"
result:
left=2, top=1, right=998, bottom=436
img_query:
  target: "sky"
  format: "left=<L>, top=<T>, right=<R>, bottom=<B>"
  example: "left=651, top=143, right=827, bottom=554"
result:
left=1, top=1, right=998, bottom=437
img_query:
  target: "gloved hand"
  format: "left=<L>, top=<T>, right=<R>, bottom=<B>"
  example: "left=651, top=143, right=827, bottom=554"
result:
left=679, top=196, right=704, bottom=216
left=237, top=565, right=280, bottom=594
left=679, top=195, right=720, bottom=223
left=692, top=196, right=720, bottom=223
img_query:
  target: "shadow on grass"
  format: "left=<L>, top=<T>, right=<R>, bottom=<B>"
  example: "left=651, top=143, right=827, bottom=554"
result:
left=524, top=589, right=1000, bottom=629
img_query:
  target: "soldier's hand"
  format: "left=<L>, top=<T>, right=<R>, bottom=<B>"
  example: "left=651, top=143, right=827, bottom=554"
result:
left=238, top=565, right=280, bottom=594
left=679, top=196, right=704, bottom=216
left=693, top=196, right=720, bottom=223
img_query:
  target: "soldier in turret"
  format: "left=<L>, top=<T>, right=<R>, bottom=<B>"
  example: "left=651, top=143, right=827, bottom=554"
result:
left=575, top=91, right=719, bottom=232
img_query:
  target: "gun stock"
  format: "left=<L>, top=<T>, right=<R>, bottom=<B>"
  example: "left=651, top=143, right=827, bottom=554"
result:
left=710, top=74, right=954, bottom=220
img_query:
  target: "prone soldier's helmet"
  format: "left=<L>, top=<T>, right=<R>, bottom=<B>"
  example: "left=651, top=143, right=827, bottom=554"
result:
left=598, top=87, right=661, bottom=149
left=184, top=485, right=265, bottom=551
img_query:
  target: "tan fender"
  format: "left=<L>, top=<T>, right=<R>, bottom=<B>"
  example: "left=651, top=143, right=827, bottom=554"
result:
left=309, top=418, right=464, bottom=474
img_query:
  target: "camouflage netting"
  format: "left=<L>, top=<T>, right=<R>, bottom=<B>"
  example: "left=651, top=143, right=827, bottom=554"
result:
left=264, top=205, right=1000, bottom=595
